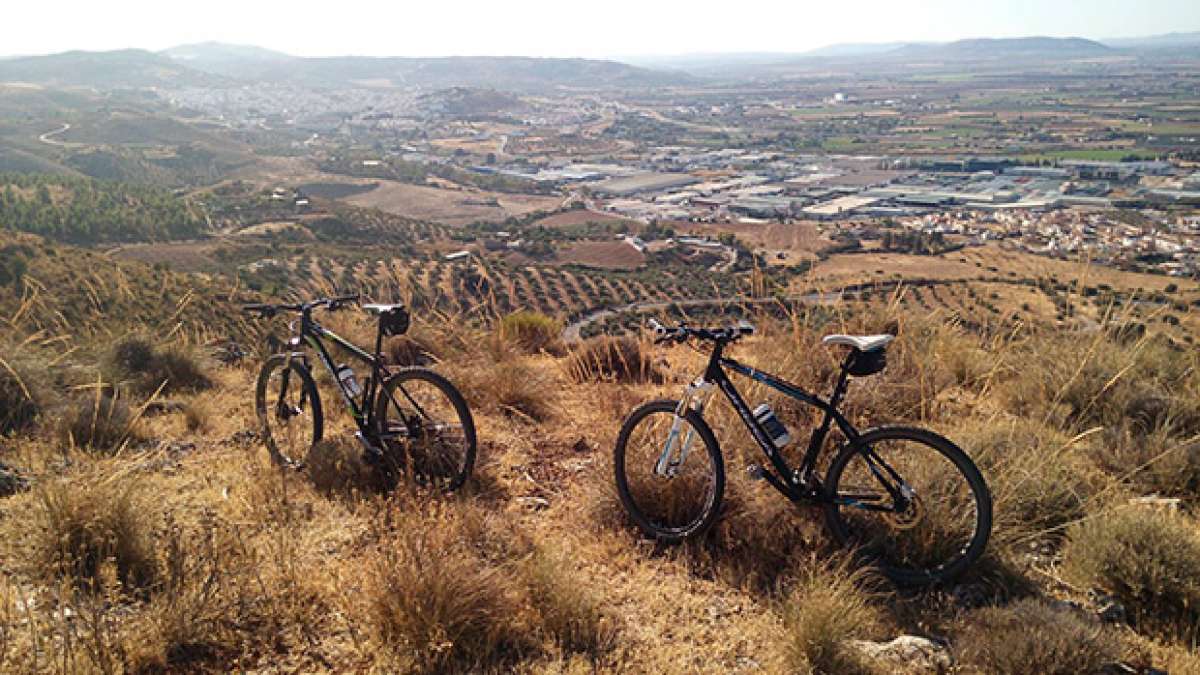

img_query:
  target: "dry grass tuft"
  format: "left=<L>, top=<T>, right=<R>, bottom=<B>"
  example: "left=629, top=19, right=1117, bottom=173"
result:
left=455, top=354, right=558, bottom=422
left=954, top=598, right=1120, bottom=675
left=1061, top=507, right=1200, bottom=643
left=356, top=501, right=536, bottom=673
left=382, top=332, right=441, bottom=366
left=29, top=473, right=157, bottom=592
left=499, top=310, right=563, bottom=355
left=566, top=336, right=661, bottom=384
left=1092, top=422, right=1200, bottom=500
left=520, top=544, right=619, bottom=656
left=777, top=559, right=881, bottom=675
left=105, top=334, right=213, bottom=395
left=304, top=437, right=385, bottom=498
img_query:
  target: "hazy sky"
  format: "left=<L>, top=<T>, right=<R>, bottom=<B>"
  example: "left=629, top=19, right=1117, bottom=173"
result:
left=4, top=0, right=1199, bottom=58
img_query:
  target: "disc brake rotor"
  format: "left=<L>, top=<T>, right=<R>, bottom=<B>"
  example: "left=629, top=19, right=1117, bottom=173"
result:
left=883, top=493, right=924, bottom=531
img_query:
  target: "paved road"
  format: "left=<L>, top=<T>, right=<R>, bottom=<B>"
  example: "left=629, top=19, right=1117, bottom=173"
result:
left=560, top=276, right=1031, bottom=341
left=37, top=123, right=71, bottom=145
left=561, top=291, right=840, bottom=341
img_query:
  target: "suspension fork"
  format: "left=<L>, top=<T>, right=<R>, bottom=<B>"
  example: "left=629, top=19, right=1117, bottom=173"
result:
left=654, top=378, right=716, bottom=477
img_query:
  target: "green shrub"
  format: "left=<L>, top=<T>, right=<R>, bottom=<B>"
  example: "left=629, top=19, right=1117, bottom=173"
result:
left=955, top=598, right=1120, bottom=674
left=499, top=310, right=562, bottom=354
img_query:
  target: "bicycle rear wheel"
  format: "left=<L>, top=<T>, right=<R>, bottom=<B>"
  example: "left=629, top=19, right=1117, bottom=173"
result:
left=375, top=367, right=476, bottom=491
left=614, top=400, right=724, bottom=542
left=254, top=354, right=323, bottom=469
left=823, top=426, right=991, bottom=586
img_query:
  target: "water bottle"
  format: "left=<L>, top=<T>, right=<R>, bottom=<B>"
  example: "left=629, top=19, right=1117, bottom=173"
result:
left=753, top=403, right=791, bottom=449
left=336, top=364, right=362, bottom=397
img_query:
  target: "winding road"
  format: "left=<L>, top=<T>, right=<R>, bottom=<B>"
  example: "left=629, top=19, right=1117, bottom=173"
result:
left=38, top=123, right=71, bottom=146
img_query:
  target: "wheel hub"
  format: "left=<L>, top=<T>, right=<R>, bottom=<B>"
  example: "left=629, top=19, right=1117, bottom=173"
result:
left=884, top=492, right=924, bottom=530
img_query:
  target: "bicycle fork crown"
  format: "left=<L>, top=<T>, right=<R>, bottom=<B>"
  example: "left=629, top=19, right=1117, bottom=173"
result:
left=654, top=379, right=715, bottom=478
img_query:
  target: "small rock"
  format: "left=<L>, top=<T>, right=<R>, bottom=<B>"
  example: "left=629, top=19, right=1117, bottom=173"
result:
left=517, top=496, right=550, bottom=510
left=572, top=437, right=593, bottom=453
left=851, top=635, right=952, bottom=673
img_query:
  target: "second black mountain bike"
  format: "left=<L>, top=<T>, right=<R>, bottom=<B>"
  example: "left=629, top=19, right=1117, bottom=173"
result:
left=613, top=320, right=992, bottom=586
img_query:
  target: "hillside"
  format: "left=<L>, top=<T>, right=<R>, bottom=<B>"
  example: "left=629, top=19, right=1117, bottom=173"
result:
left=0, top=49, right=226, bottom=89
left=2, top=226, right=1199, bottom=672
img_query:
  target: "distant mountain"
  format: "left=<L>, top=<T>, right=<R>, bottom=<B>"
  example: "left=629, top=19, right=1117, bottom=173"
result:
left=889, top=37, right=1113, bottom=61
left=0, top=49, right=225, bottom=88
left=801, top=42, right=931, bottom=58
left=160, top=42, right=296, bottom=75
left=158, top=44, right=690, bottom=90
left=1103, top=32, right=1200, bottom=50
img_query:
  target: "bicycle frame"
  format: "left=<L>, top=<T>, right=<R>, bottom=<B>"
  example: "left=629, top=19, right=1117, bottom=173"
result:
left=660, top=339, right=908, bottom=509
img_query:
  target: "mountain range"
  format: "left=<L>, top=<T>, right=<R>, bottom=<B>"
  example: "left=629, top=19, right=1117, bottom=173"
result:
left=0, top=32, right=1197, bottom=92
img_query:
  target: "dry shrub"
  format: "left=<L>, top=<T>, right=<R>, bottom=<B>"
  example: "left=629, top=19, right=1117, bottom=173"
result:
left=566, top=336, right=661, bottom=384
left=183, top=396, right=213, bottom=433
left=778, top=559, right=881, bottom=675
left=456, top=355, right=557, bottom=422
left=59, top=391, right=142, bottom=451
left=954, top=598, right=1120, bottom=675
left=499, top=310, right=563, bottom=354
left=30, top=474, right=156, bottom=592
left=1092, top=422, right=1200, bottom=500
left=122, top=520, right=253, bottom=672
left=106, top=334, right=213, bottom=395
left=358, top=502, right=536, bottom=673
left=1061, top=507, right=1200, bottom=642
left=956, top=420, right=1098, bottom=550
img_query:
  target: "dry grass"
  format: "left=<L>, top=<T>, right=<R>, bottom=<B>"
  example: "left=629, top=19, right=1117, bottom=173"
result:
left=5, top=267, right=1200, bottom=673
left=566, top=335, right=662, bottom=384
left=777, top=560, right=882, bottom=674
left=27, top=470, right=157, bottom=591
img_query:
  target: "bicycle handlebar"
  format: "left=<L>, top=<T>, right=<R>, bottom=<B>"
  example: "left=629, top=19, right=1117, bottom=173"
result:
left=241, top=294, right=360, bottom=319
left=648, top=318, right=755, bottom=345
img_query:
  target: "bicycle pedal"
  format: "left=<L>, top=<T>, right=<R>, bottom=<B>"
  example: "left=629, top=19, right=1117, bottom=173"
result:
left=746, top=464, right=767, bottom=481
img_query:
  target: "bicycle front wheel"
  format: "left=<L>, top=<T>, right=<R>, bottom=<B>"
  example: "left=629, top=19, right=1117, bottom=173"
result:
left=254, top=354, right=323, bottom=469
left=614, top=400, right=724, bottom=542
left=375, top=367, right=476, bottom=491
left=823, top=426, right=992, bottom=586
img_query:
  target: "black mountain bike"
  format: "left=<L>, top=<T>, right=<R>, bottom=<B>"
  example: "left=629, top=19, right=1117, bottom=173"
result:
left=241, top=294, right=476, bottom=491
left=613, top=320, right=992, bottom=586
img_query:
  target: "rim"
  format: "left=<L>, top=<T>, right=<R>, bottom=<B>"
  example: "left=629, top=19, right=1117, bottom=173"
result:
left=620, top=409, right=717, bottom=536
left=379, top=377, right=470, bottom=489
left=831, top=436, right=983, bottom=580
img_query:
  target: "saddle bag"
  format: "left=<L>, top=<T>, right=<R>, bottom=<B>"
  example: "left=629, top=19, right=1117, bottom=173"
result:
left=847, top=347, right=887, bottom=377
left=379, top=307, right=411, bottom=337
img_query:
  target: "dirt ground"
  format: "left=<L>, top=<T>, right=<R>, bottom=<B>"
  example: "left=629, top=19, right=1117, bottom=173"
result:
left=554, top=240, right=646, bottom=269
left=344, top=181, right=562, bottom=226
